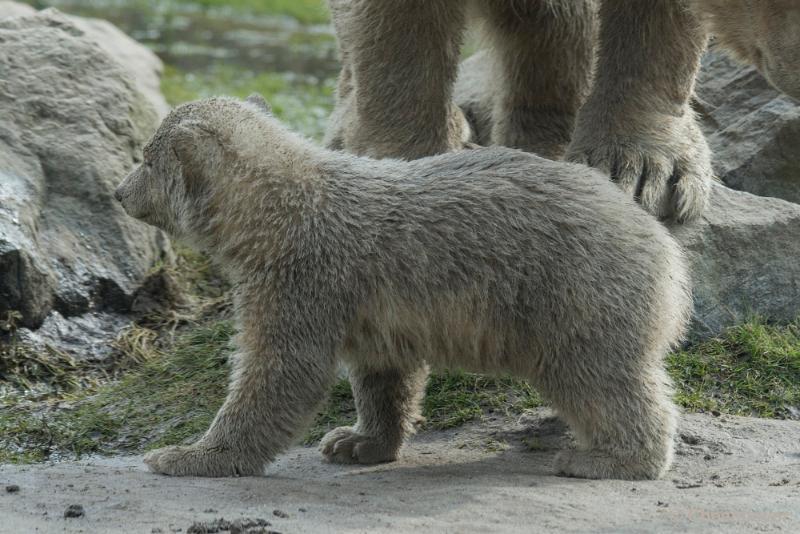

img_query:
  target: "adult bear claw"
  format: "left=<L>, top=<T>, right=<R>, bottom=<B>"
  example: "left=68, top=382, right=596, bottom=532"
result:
left=567, top=108, right=713, bottom=222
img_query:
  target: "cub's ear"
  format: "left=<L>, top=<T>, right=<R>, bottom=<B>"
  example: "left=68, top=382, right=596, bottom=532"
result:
left=171, top=120, right=221, bottom=192
left=245, top=93, right=272, bottom=114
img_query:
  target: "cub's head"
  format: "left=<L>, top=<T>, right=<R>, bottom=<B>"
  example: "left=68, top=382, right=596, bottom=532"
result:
left=697, top=0, right=800, bottom=100
left=115, top=94, right=273, bottom=236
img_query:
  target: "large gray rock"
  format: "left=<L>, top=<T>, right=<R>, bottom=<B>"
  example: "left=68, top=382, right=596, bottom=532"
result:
left=695, top=50, right=800, bottom=204
left=0, top=1, right=34, bottom=18
left=454, top=51, right=494, bottom=148
left=454, top=51, right=800, bottom=338
left=671, top=184, right=800, bottom=339
left=0, top=9, right=170, bottom=332
left=1, top=1, right=168, bottom=118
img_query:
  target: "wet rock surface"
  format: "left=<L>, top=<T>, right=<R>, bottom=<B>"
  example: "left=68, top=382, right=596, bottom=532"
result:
left=0, top=9, right=171, bottom=354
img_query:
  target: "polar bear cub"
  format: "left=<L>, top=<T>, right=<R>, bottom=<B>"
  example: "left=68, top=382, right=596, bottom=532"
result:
left=115, top=95, right=691, bottom=480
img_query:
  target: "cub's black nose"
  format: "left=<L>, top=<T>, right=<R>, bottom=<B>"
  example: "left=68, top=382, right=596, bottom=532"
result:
left=114, top=188, right=123, bottom=202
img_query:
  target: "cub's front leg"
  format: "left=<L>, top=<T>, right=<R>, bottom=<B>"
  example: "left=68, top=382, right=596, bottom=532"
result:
left=145, top=299, right=339, bottom=477
left=567, top=0, right=712, bottom=222
left=320, top=363, right=428, bottom=464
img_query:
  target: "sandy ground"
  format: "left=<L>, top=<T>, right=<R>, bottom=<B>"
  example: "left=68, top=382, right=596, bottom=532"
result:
left=1, top=409, right=799, bottom=533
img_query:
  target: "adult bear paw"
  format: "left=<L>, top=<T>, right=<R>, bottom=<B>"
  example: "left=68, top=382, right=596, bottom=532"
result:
left=319, top=426, right=398, bottom=464
left=554, top=450, right=667, bottom=481
left=144, top=444, right=263, bottom=477
left=567, top=108, right=713, bottom=222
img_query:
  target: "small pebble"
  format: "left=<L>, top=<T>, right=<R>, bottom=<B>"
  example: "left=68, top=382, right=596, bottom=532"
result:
left=273, top=509, right=289, bottom=519
left=5, top=485, right=20, bottom=494
left=64, top=504, right=85, bottom=518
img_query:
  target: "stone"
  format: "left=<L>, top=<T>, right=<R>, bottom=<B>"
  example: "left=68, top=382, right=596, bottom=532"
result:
left=695, top=50, right=800, bottom=204
left=454, top=50, right=493, bottom=147
left=0, top=10, right=171, bottom=339
left=0, top=1, right=34, bottom=19
left=670, top=184, right=800, bottom=339
left=68, top=15, right=169, bottom=119
left=1, top=2, right=168, bottom=118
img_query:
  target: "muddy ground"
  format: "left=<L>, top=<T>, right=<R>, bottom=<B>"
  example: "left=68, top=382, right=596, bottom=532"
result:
left=1, top=409, right=798, bottom=533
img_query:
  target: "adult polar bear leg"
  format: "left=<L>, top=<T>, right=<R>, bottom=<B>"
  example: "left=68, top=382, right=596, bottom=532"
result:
left=145, top=301, right=339, bottom=477
left=690, top=0, right=800, bottom=101
left=320, top=364, right=428, bottom=464
left=475, top=0, right=597, bottom=160
left=327, top=0, right=469, bottom=160
left=566, top=0, right=712, bottom=222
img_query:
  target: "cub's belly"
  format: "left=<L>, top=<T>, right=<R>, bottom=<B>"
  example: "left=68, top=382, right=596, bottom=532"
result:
left=339, top=296, right=544, bottom=375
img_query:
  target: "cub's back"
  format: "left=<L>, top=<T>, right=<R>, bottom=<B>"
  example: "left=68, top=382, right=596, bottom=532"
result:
left=330, top=146, right=682, bottom=312
left=325, top=146, right=688, bottom=369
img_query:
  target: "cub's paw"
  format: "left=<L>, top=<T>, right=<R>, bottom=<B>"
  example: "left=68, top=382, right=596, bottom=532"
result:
left=144, top=444, right=263, bottom=477
left=554, top=450, right=667, bottom=481
left=319, top=426, right=398, bottom=465
left=567, top=109, right=713, bottom=222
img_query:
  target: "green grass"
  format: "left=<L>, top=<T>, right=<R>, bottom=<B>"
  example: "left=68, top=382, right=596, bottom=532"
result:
left=0, top=322, right=233, bottom=462
left=161, top=65, right=336, bottom=140
left=0, top=326, right=540, bottom=461
left=304, top=370, right=543, bottom=443
left=32, top=0, right=330, bottom=24
left=194, top=0, right=329, bottom=24
left=4, top=315, right=800, bottom=463
left=423, top=372, right=542, bottom=429
left=668, top=319, right=800, bottom=418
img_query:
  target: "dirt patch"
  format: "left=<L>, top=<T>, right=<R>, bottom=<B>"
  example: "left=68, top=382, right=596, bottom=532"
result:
left=1, top=409, right=798, bottom=533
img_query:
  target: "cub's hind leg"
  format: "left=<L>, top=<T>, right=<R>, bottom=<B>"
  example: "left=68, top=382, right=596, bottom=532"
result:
left=320, top=363, right=428, bottom=464
left=536, top=356, right=677, bottom=480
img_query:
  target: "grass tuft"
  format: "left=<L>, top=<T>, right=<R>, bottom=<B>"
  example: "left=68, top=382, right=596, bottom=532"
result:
left=668, top=319, right=800, bottom=418
left=423, top=371, right=542, bottom=430
left=0, top=322, right=233, bottom=463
